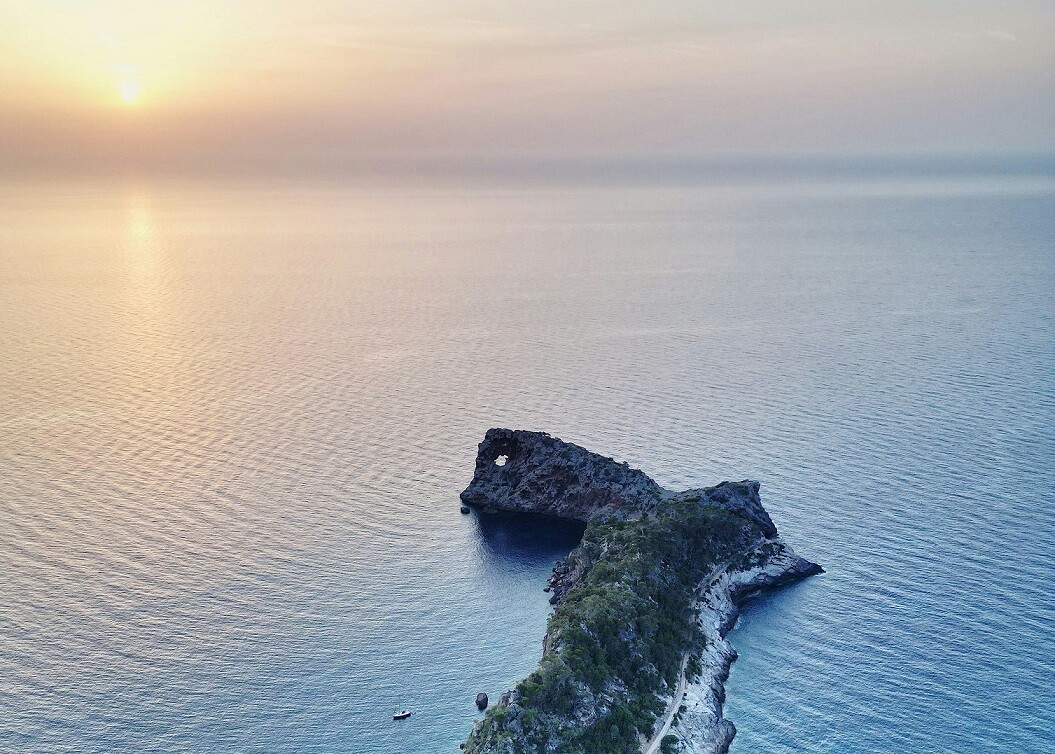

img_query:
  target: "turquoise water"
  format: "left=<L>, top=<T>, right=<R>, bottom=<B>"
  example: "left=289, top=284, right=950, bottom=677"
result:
left=1, top=173, right=1052, bottom=752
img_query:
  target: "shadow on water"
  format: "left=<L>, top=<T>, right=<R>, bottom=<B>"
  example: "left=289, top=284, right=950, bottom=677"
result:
left=729, top=574, right=821, bottom=643
left=472, top=511, right=586, bottom=570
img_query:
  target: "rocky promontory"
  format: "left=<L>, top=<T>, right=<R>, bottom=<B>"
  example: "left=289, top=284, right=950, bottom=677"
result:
left=461, top=429, right=822, bottom=754
left=460, top=428, right=665, bottom=519
left=461, top=429, right=778, bottom=537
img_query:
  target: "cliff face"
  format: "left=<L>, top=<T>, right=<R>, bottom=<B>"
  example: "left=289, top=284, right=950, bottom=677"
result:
left=461, top=429, right=778, bottom=538
left=460, top=428, right=664, bottom=519
left=461, top=430, right=821, bottom=754
left=670, top=540, right=823, bottom=754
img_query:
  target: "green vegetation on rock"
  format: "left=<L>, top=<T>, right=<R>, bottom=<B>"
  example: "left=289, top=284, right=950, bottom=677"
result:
left=464, top=497, right=766, bottom=754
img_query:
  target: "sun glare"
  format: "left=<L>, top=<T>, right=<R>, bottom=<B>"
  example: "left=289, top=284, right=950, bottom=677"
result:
left=120, top=79, right=141, bottom=104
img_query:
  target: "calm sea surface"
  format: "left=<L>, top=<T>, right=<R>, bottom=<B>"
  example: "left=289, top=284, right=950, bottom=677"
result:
left=1, top=174, right=1053, bottom=753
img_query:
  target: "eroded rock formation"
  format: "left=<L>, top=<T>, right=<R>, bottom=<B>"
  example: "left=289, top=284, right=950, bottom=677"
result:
left=461, top=429, right=779, bottom=537
left=460, top=428, right=664, bottom=519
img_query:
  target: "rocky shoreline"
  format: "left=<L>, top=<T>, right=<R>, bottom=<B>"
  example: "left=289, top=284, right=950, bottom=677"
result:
left=670, top=538, right=822, bottom=753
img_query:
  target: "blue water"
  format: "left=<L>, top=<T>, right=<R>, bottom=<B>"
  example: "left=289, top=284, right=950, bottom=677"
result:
left=1, top=173, right=1052, bottom=753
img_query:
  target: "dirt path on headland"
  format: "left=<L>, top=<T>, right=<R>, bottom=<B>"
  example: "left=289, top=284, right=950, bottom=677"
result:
left=643, top=655, right=689, bottom=754
left=642, top=555, right=742, bottom=754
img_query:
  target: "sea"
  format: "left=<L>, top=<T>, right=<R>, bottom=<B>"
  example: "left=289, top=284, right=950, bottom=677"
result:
left=2, top=166, right=1053, bottom=753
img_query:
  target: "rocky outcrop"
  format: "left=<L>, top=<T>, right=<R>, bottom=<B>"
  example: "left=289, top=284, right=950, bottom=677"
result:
left=669, top=482, right=777, bottom=539
left=460, top=428, right=664, bottom=519
left=462, top=429, right=779, bottom=538
left=461, top=430, right=822, bottom=754
left=544, top=552, right=589, bottom=606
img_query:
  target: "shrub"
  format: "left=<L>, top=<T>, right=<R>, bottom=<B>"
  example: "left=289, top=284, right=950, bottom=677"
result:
left=661, top=733, right=680, bottom=753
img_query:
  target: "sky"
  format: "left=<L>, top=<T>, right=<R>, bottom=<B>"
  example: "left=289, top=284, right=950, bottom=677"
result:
left=1, top=1, right=1053, bottom=174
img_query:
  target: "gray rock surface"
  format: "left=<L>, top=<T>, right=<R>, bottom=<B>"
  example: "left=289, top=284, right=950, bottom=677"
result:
left=670, top=481, right=777, bottom=538
left=460, top=428, right=664, bottom=519
left=461, top=429, right=779, bottom=536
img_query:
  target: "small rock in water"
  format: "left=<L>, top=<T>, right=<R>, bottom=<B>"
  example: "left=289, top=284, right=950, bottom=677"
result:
left=460, top=506, right=470, bottom=514
left=476, top=692, right=488, bottom=710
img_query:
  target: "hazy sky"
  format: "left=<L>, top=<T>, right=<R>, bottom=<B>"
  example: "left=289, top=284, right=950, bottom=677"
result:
left=1, top=1, right=1053, bottom=173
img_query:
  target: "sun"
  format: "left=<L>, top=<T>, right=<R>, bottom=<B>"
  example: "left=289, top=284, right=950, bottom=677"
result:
left=120, top=78, right=141, bottom=104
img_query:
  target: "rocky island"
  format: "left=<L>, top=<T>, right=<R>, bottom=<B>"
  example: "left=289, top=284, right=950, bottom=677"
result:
left=461, top=429, right=822, bottom=754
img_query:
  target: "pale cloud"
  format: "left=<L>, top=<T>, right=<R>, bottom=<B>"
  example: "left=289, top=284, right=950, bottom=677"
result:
left=953, top=29, right=1021, bottom=42
left=0, top=0, right=1051, bottom=173
left=987, top=29, right=1020, bottom=42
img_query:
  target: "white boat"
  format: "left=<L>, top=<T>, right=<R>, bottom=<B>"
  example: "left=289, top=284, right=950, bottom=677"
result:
left=392, top=710, right=411, bottom=721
